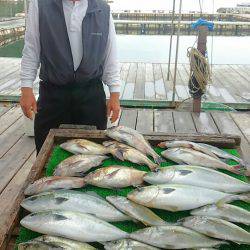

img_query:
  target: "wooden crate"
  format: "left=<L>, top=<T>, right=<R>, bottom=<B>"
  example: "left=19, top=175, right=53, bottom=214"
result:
left=0, top=128, right=242, bottom=249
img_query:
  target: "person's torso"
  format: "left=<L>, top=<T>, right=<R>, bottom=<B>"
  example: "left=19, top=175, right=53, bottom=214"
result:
left=38, top=0, right=110, bottom=86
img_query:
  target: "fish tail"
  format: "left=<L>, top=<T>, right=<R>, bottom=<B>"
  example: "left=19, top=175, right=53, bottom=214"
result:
left=157, top=142, right=166, bottom=148
left=227, top=164, right=247, bottom=175
left=153, top=155, right=165, bottom=165
left=217, top=193, right=250, bottom=206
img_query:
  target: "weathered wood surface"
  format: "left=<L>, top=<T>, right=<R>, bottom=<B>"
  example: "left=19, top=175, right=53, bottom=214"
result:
left=0, top=103, right=250, bottom=249
left=0, top=58, right=250, bottom=108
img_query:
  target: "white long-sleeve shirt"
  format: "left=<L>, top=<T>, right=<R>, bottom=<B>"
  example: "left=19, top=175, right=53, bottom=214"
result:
left=21, top=0, right=121, bottom=93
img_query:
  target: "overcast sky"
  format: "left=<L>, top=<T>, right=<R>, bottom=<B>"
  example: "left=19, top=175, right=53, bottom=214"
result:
left=110, top=0, right=246, bottom=12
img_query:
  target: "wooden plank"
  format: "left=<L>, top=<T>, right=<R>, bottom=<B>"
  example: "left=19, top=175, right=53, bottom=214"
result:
left=153, top=64, right=166, bottom=100
left=154, top=110, right=175, bottom=133
left=0, top=107, right=23, bottom=135
left=161, top=64, right=175, bottom=100
left=211, top=112, right=250, bottom=163
left=133, top=63, right=146, bottom=99
left=118, top=109, right=137, bottom=129
left=192, top=112, right=219, bottom=134
left=230, top=112, right=250, bottom=143
left=122, top=63, right=137, bottom=99
left=0, top=117, right=24, bottom=158
left=0, top=135, right=35, bottom=194
left=173, top=111, right=197, bottom=133
left=136, top=109, right=154, bottom=133
left=0, top=105, right=11, bottom=117
left=144, top=63, right=155, bottom=100
left=120, top=63, right=130, bottom=97
left=0, top=152, right=36, bottom=249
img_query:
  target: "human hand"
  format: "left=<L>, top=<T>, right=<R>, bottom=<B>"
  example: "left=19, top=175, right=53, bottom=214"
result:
left=20, top=87, right=37, bottom=120
left=107, top=92, right=120, bottom=123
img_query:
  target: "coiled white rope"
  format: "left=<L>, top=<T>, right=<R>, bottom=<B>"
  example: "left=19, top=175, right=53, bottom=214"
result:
left=187, top=47, right=211, bottom=95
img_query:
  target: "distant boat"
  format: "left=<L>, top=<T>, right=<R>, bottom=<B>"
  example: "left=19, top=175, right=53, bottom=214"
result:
left=217, top=2, right=250, bottom=14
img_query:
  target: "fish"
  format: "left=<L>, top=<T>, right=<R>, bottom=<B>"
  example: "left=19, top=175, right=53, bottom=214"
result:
left=103, top=239, right=160, bottom=250
left=21, top=190, right=130, bottom=222
left=60, top=139, right=110, bottom=155
left=18, top=241, right=65, bottom=249
left=103, top=141, right=158, bottom=171
left=20, top=210, right=129, bottom=242
left=83, top=166, right=146, bottom=189
left=161, top=148, right=245, bottom=175
left=191, top=204, right=250, bottom=225
left=143, top=165, right=250, bottom=193
left=24, top=177, right=85, bottom=196
left=198, top=143, right=246, bottom=165
left=127, top=184, right=250, bottom=212
left=53, top=155, right=109, bottom=177
left=130, top=226, right=226, bottom=249
left=105, top=126, right=163, bottom=164
left=106, top=196, right=167, bottom=226
left=182, top=216, right=250, bottom=244
left=158, top=141, right=219, bottom=159
left=34, top=235, right=96, bottom=249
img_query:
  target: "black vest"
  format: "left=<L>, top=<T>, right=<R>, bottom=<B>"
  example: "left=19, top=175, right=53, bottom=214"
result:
left=38, top=0, right=110, bottom=85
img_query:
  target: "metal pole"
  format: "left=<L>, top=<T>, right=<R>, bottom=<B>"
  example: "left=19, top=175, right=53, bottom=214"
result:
left=24, top=0, right=28, bottom=26
left=167, top=0, right=176, bottom=80
left=172, top=0, right=182, bottom=103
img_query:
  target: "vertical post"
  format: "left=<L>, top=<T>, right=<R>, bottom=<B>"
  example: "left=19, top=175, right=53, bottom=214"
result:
left=193, top=25, right=208, bottom=113
left=172, top=0, right=182, bottom=104
left=24, top=0, right=28, bottom=26
left=167, top=0, right=176, bottom=80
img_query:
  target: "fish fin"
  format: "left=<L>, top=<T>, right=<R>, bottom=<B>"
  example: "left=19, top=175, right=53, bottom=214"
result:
left=85, top=191, right=103, bottom=199
left=112, top=148, right=125, bottom=161
left=107, top=169, right=121, bottom=179
left=55, top=197, right=69, bottom=204
left=53, top=214, right=68, bottom=221
left=177, top=169, right=193, bottom=176
left=163, top=188, right=175, bottom=194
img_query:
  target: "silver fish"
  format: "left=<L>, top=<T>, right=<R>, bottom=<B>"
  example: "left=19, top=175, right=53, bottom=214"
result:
left=60, top=139, right=110, bottom=155
left=103, top=239, right=160, bottom=250
left=83, top=166, right=146, bottom=189
left=18, top=241, right=64, bottom=249
left=54, top=155, right=109, bottom=177
left=104, top=141, right=158, bottom=171
left=127, top=184, right=249, bottom=212
left=198, top=143, right=246, bottom=165
left=34, top=235, right=96, bottom=249
left=21, top=190, right=130, bottom=222
left=191, top=204, right=250, bottom=225
left=143, top=165, right=250, bottom=193
left=158, top=141, right=219, bottom=159
left=183, top=216, right=250, bottom=244
left=161, top=148, right=245, bottom=175
left=105, top=126, right=163, bottom=164
left=21, top=210, right=129, bottom=242
left=24, top=177, right=85, bottom=196
left=130, top=226, right=226, bottom=249
left=106, top=196, right=167, bottom=226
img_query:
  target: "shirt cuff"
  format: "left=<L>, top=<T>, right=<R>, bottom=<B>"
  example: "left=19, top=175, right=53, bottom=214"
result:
left=20, top=79, right=34, bottom=88
left=108, top=84, right=121, bottom=93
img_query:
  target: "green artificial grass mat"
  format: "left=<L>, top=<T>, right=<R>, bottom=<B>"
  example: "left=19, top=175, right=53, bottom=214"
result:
left=16, top=146, right=250, bottom=250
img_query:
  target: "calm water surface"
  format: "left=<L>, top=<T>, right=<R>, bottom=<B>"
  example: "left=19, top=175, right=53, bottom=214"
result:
left=0, top=35, right=249, bottom=65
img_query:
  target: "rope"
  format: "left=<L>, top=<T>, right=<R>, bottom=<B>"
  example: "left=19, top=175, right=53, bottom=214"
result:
left=187, top=47, right=211, bottom=95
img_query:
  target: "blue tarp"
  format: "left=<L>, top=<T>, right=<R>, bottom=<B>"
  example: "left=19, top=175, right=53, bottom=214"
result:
left=191, top=18, right=214, bottom=31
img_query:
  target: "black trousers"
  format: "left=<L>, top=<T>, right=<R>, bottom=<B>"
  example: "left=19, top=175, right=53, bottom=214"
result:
left=34, top=79, right=107, bottom=153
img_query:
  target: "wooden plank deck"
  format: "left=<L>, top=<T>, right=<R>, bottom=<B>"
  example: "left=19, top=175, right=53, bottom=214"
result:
left=0, top=102, right=250, bottom=248
left=0, top=58, right=249, bottom=108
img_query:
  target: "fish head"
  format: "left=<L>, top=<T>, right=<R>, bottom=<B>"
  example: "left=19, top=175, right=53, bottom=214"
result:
left=106, top=196, right=127, bottom=206
left=127, top=186, right=159, bottom=205
left=21, top=210, right=69, bottom=229
left=21, top=192, right=55, bottom=212
left=103, top=240, right=125, bottom=249
left=181, top=216, right=206, bottom=228
left=60, top=140, right=82, bottom=154
left=143, top=167, right=175, bottom=184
